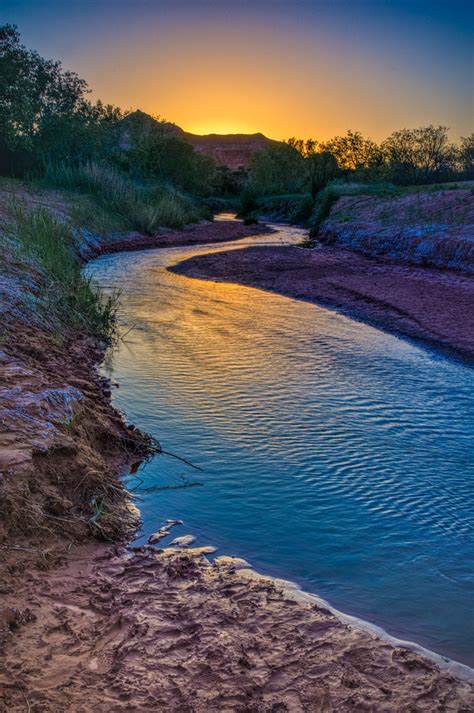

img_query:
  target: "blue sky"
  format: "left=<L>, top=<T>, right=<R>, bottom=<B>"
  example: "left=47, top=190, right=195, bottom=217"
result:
left=1, top=0, right=472, bottom=139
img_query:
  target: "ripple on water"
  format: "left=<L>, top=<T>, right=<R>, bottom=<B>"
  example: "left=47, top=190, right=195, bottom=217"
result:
left=86, top=228, right=474, bottom=666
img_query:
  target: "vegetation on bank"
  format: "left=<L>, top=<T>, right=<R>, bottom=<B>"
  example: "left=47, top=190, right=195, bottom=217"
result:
left=2, top=206, right=118, bottom=341
left=42, top=161, right=210, bottom=233
left=1, top=22, right=473, bottom=248
left=239, top=128, right=474, bottom=227
left=0, top=25, right=213, bottom=236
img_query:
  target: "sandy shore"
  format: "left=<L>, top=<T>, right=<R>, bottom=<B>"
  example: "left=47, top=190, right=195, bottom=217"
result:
left=1, top=544, right=473, bottom=712
left=171, top=243, right=474, bottom=363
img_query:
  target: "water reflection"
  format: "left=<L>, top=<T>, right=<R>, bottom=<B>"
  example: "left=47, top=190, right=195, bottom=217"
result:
left=86, top=226, right=474, bottom=666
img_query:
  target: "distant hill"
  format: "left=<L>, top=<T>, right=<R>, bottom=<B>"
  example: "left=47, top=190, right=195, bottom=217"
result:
left=120, top=111, right=277, bottom=170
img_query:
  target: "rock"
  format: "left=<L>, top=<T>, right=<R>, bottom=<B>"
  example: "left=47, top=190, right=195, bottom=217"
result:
left=187, top=546, right=217, bottom=556
left=148, top=519, right=184, bottom=545
left=148, top=529, right=168, bottom=545
left=169, top=535, right=196, bottom=548
left=213, top=556, right=251, bottom=570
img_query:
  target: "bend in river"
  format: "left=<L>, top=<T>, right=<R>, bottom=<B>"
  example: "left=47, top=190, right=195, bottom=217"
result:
left=86, top=223, right=474, bottom=667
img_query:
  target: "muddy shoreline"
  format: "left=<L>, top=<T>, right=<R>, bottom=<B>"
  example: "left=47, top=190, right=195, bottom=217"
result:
left=2, top=544, right=473, bottom=712
left=171, top=242, right=474, bottom=364
left=1, top=219, right=474, bottom=711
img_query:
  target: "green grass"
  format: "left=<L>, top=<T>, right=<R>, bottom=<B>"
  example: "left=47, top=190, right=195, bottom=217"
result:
left=43, top=161, right=209, bottom=234
left=10, top=208, right=118, bottom=340
left=307, top=179, right=474, bottom=237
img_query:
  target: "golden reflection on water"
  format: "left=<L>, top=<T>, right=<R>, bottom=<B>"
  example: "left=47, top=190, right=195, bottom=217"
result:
left=88, top=229, right=474, bottom=666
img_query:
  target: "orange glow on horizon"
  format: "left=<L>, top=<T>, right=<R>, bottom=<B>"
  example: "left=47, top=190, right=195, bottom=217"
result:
left=14, top=9, right=472, bottom=143
left=184, top=120, right=265, bottom=137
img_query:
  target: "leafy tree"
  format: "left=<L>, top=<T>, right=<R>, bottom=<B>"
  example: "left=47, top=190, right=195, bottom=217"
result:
left=319, top=130, right=383, bottom=171
left=123, top=118, right=216, bottom=194
left=0, top=24, right=123, bottom=171
left=0, top=24, right=87, bottom=149
left=457, top=134, right=474, bottom=178
left=381, top=125, right=456, bottom=184
left=248, top=143, right=306, bottom=195
left=288, top=138, right=340, bottom=197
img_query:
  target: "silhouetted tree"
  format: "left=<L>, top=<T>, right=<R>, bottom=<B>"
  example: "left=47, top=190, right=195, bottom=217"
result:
left=319, top=130, right=383, bottom=171
left=288, top=138, right=340, bottom=196
left=0, top=24, right=122, bottom=170
left=382, top=125, right=456, bottom=184
left=457, top=133, right=474, bottom=178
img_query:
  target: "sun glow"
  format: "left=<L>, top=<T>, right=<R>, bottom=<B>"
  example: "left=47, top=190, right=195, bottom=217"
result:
left=6, top=1, right=472, bottom=142
left=185, top=121, right=263, bottom=137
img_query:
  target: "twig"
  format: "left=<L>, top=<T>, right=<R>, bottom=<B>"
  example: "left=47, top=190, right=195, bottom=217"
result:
left=138, top=479, right=203, bottom=493
left=160, top=449, right=204, bottom=472
left=0, top=545, right=44, bottom=553
left=120, top=323, right=137, bottom=341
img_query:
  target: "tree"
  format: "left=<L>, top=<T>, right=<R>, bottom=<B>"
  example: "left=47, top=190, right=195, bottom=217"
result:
left=248, top=143, right=306, bottom=195
left=0, top=24, right=124, bottom=171
left=319, top=130, right=383, bottom=171
left=287, top=138, right=340, bottom=197
left=123, top=119, right=216, bottom=194
left=0, top=24, right=87, bottom=148
left=457, top=134, right=474, bottom=178
left=382, top=125, right=456, bottom=184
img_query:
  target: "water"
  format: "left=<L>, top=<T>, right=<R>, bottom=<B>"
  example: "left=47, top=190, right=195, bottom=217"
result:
left=86, top=224, right=474, bottom=666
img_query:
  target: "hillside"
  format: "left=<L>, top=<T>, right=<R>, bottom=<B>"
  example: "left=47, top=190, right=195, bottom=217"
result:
left=183, top=130, right=276, bottom=170
left=120, top=110, right=277, bottom=169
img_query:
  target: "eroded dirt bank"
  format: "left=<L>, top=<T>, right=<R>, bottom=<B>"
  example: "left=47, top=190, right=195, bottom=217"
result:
left=171, top=244, right=474, bottom=362
left=77, top=219, right=274, bottom=260
left=317, top=188, right=474, bottom=273
left=1, top=545, right=473, bottom=712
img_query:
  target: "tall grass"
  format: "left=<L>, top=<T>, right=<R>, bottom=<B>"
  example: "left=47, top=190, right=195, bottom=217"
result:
left=11, top=208, right=118, bottom=340
left=43, top=161, right=208, bottom=233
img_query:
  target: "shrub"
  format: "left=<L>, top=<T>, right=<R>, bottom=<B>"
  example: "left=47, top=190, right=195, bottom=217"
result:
left=308, top=186, right=340, bottom=236
left=42, top=161, right=208, bottom=233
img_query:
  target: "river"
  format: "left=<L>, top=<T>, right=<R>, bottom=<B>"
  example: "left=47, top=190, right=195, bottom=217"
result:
left=86, top=223, right=474, bottom=666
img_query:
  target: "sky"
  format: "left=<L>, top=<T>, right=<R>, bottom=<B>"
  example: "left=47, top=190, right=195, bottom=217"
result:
left=1, top=0, right=473, bottom=141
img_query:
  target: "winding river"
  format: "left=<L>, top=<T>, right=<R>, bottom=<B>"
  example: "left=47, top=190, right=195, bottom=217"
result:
left=86, top=223, right=474, bottom=666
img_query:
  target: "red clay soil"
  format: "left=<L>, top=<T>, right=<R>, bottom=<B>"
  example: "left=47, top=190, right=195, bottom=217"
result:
left=1, top=544, right=473, bottom=712
left=80, top=220, right=274, bottom=260
left=171, top=244, right=474, bottom=362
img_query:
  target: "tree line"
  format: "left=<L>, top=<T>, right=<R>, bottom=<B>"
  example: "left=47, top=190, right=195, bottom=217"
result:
left=1, top=24, right=472, bottom=205
left=0, top=24, right=216, bottom=195
left=248, top=127, right=473, bottom=198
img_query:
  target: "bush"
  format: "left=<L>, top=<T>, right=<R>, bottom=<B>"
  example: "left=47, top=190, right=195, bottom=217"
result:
left=237, top=190, right=259, bottom=220
left=308, top=186, right=340, bottom=236
left=43, top=161, right=208, bottom=233
left=256, top=193, right=314, bottom=223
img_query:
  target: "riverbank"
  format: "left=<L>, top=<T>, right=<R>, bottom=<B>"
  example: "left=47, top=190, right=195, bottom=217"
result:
left=2, top=543, right=473, bottom=712
left=1, top=210, right=473, bottom=710
left=0, top=211, right=272, bottom=564
left=171, top=242, right=474, bottom=362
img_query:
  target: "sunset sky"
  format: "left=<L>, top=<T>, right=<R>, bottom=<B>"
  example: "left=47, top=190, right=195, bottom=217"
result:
left=1, top=0, right=473, bottom=141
